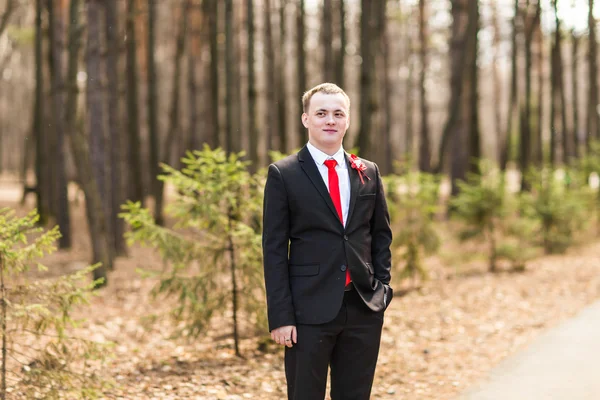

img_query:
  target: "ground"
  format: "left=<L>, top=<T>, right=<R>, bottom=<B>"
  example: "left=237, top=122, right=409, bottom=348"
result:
left=2, top=179, right=600, bottom=399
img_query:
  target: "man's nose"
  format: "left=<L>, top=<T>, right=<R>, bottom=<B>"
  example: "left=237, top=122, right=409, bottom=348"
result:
left=326, top=115, right=335, bottom=124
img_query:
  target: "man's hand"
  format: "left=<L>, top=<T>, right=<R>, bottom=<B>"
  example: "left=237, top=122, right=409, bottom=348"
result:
left=271, top=325, right=297, bottom=348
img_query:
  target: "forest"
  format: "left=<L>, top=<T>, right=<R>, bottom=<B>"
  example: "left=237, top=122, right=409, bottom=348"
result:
left=1, top=0, right=600, bottom=398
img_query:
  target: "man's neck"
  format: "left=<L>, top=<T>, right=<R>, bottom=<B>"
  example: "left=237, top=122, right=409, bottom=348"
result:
left=307, top=140, right=342, bottom=157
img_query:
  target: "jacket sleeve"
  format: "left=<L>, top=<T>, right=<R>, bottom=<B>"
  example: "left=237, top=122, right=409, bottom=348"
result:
left=262, top=164, right=295, bottom=331
left=370, top=163, right=393, bottom=286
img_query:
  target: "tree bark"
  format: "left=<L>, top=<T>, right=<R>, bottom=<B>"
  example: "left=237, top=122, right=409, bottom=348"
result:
left=33, top=0, right=48, bottom=225
left=588, top=0, right=599, bottom=148
left=67, top=0, right=109, bottom=283
left=155, top=0, right=191, bottom=224
left=571, top=28, right=580, bottom=158
left=147, top=0, right=162, bottom=224
left=264, top=0, right=275, bottom=153
left=379, top=0, right=392, bottom=174
left=550, top=0, right=569, bottom=165
left=520, top=0, right=541, bottom=191
left=467, top=0, right=480, bottom=175
left=277, top=0, right=288, bottom=152
left=105, top=0, right=127, bottom=255
left=533, top=20, right=543, bottom=166
left=501, top=0, right=520, bottom=171
left=247, top=0, right=259, bottom=169
left=418, top=0, right=431, bottom=172
left=296, top=0, right=306, bottom=148
left=47, top=0, right=71, bottom=249
left=321, top=0, right=334, bottom=82
left=208, top=0, right=220, bottom=148
left=225, top=0, right=237, bottom=153
left=335, top=0, right=345, bottom=88
left=356, top=0, right=376, bottom=159
left=125, top=0, right=144, bottom=204
left=491, top=0, right=503, bottom=166
left=437, top=0, right=469, bottom=176
left=87, top=0, right=114, bottom=265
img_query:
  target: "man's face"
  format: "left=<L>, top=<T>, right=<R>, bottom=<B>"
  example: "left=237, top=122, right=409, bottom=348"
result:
left=302, top=92, right=350, bottom=153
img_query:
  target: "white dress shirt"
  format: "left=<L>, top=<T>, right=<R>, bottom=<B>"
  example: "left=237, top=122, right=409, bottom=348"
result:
left=306, top=142, right=350, bottom=227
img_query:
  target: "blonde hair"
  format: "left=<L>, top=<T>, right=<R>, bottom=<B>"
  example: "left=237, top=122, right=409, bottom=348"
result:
left=302, top=83, right=350, bottom=113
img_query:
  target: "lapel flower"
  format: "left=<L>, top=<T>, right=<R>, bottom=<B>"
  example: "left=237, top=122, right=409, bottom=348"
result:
left=349, top=154, right=371, bottom=184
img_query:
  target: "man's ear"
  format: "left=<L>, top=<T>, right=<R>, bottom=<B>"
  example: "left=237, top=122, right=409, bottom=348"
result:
left=301, top=113, right=308, bottom=128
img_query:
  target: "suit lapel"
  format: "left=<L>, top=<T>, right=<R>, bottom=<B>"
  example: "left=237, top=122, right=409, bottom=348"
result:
left=298, top=146, right=342, bottom=225
left=345, top=152, right=360, bottom=226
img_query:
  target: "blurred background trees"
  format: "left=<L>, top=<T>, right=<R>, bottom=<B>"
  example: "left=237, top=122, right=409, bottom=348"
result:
left=1, top=0, right=600, bottom=279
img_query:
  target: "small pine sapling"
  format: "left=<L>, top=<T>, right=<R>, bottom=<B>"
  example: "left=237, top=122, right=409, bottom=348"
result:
left=0, top=208, right=108, bottom=399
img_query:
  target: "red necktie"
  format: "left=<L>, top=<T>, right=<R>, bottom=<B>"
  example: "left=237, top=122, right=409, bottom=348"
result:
left=324, top=159, right=351, bottom=286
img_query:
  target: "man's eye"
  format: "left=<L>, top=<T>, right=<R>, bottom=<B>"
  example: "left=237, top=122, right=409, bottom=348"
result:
left=317, top=112, right=325, bottom=116
left=336, top=113, right=344, bottom=117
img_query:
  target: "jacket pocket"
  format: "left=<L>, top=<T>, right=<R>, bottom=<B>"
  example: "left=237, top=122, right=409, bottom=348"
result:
left=366, top=263, right=374, bottom=275
left=359, top=193, right=376, bottom=197
left=289, top=264, right=320, bottom=276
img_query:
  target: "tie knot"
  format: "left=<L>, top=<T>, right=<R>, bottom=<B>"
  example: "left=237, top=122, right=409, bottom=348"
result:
left=324, top=159, right=337, bottom=170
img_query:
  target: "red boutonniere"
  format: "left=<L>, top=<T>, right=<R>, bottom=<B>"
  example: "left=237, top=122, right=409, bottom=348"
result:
left=349, top=154, right=371, bottom=184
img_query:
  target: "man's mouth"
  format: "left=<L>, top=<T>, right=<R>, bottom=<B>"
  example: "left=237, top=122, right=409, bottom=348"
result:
left=324, top=129, right=337, bottom=133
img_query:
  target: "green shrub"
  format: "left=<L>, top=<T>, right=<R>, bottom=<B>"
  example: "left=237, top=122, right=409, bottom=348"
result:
left=386, top=169, right=441, bottom=284
left=0, top=208, right=108, bottom=399
left=451, top=161, right=528, bottom=272
left=520, top=167, right=592, bottom=254
left=121, top=146, right=265, bottom=357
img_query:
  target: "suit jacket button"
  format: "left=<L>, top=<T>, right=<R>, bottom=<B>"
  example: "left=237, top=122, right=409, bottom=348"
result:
left=340, top=265, right=347, bottom=272
left=343, top=235, right=348, bottom=241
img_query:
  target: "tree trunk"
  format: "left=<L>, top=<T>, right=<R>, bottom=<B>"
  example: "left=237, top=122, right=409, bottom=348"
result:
left=356, top=0, right=376, bottom=159
left=264, top=0, right=275, bottom=153
left=208, top=0, right=220, bottom=149
left=321, top=0, right=333, bottom=82
left=155, top=0, right=191, bottom=224
left=520, top=0, right=540, bottom=191
left=437, top=0, right=470, bottom=177
left=247, top=0, right=259, bottom=169
left=188, top=1, right=204, bottom=152
left=534, top=20, right=544, bottom=166
left=105, top=0, right=127, bottom=255
left=446, top=0, right=470, bottom=195
left=551, top=0, right=569, bottom=165
left=571, top=28, right=580, bottom=158
left=379, top=0, right=392, bottom=174
left=47, top=0, right=71, bottom=249
left=277, top=0, right=288, bottom=152
left=87, top=0, right=114, bottom=266
left=491, top=0, right=503, bottom=166
left=225, top=0, right=237, bottom=153
left=296, top=0, right=306, bottom=147
left=335, top=0, right=345, bottom=88
left=467, top=0, right=481, bottom=175
left=418, top=0, right=431, bottom=172
left=67, top=0, right=109, bottom=283
left=188, top=51, right=198, bottom=151
left=147, top=0, right=162, bottom=224
left=501, top=0, right=520, bottom=171
left=125, top=0, right=144, bottom=204
left=33, top=0, right=48, bottom=224
left=588, top=0, right=600, bottom=148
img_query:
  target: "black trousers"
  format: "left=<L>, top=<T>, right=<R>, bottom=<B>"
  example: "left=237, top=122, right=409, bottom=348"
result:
left=284, top=288, right=384, bottom=400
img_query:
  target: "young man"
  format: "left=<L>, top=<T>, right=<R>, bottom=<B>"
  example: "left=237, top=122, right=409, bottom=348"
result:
left=262, top=83, right=393, bottom=400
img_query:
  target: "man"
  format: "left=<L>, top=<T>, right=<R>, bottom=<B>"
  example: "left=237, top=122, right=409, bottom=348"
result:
left=262, top=83, right=393, bottom=400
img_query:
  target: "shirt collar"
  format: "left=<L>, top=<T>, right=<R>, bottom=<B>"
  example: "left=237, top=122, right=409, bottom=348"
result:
left=306, top=142, right=346, bottom=168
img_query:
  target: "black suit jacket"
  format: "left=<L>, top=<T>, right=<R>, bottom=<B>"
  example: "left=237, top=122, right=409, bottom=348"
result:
left=262, top=146, right=393, bottom=332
